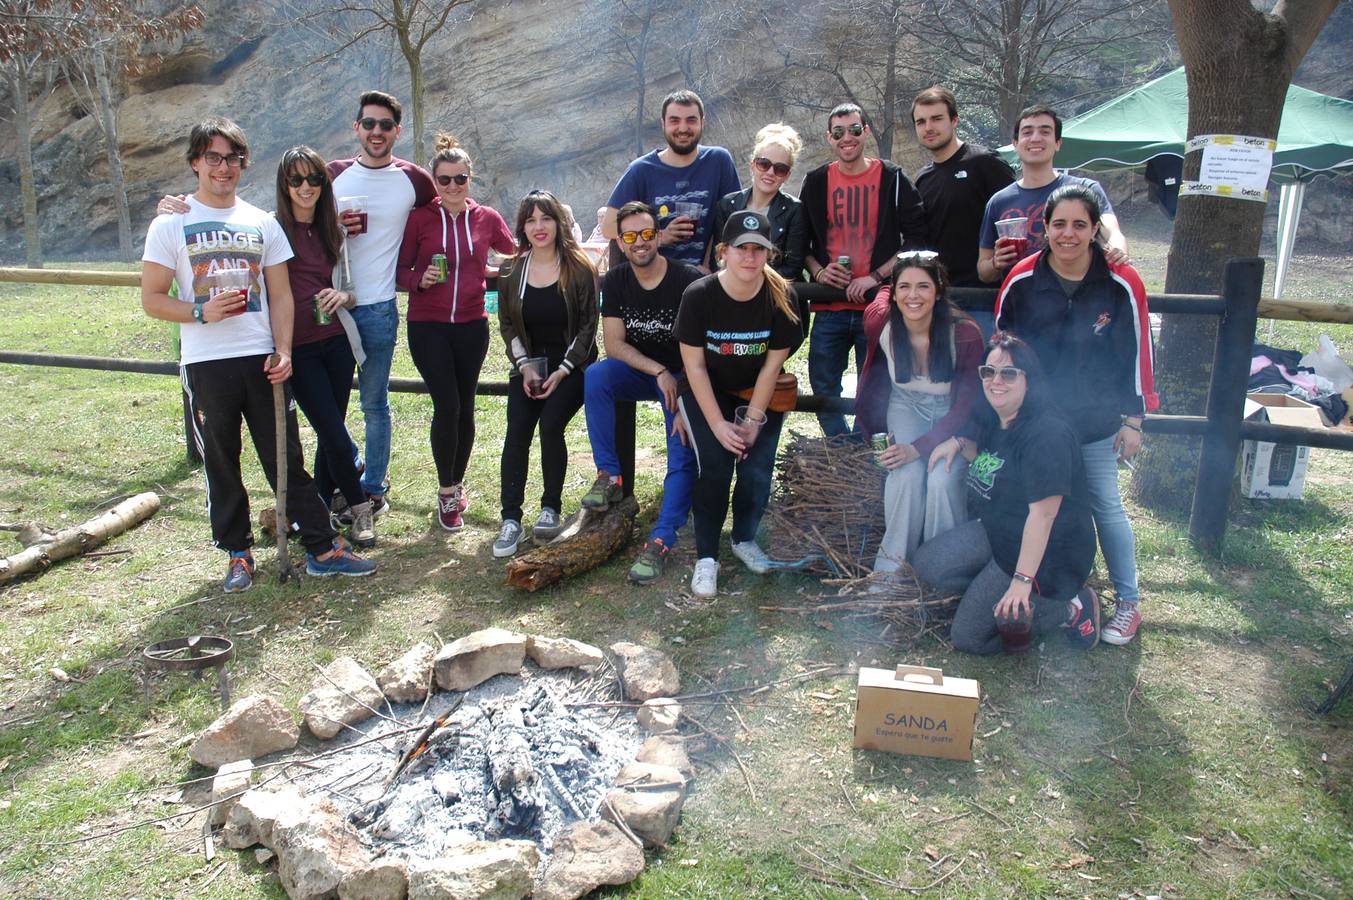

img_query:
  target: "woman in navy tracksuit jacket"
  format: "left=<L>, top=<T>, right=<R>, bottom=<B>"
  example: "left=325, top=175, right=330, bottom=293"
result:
left=993, top=184, right=1158, bottom=647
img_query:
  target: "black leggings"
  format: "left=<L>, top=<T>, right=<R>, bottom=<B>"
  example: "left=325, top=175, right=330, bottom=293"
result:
left=500, top=368, right=586, bottom=522
left=290, top=335, right=362, bottom=507
left=407, top=319, right=490, bottom=488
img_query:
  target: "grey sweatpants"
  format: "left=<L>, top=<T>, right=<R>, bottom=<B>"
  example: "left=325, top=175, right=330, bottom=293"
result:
left=913, top=520, right=1069, bottom=655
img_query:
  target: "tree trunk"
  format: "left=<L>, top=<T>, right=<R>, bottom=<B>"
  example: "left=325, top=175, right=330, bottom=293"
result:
left=876, top=5, right=898, bottom=160
left=8, top=65, right=44, bottom=269
left=633, top=7, right=653, bottom=158
left=93, top=49, right=133, bottom=264
left=407, top=48, right=425, bottom=166
left=1131, top=0, right=1339, bottom=514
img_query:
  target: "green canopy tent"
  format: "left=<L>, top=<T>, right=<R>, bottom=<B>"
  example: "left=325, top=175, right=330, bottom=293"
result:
left=1000, top=66, right=1353, bottom=298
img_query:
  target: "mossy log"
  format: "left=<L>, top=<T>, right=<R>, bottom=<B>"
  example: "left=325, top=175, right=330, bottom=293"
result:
left=505, top=496, right=639, bottom=591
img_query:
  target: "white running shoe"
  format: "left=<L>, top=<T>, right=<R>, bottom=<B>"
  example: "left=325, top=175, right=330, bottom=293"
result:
left=691, top=557, right=719, bottom=598
left=731, top=540, right=771, bottom=574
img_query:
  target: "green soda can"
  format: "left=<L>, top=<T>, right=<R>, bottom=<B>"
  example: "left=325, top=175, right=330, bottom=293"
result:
left=837, top=255, right=852, bottom=275
left=313, top=294, right=332, bottom=325
left=871, top=432, right=891, bottom=467
left=431, top=253, right=449, bottom=282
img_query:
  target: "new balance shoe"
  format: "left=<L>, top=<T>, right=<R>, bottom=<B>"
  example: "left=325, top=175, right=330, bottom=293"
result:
left=223, top=550, right=254, bottom=593
left=628, top=538, right=670, bottom=585
left=349, top=501, right=376, bottom=548
left=437, top=490, right=464, bottom=531
left=305, top=539, right=376, bottom=578
left=533, top=507, right=564, bottom=541
left=1063, top=586, right=1101, bottom=650
left=493, top=520, right=523, bottom=558
left=731, top=540, right=772, bottom=574
left=1101, top=601, right=1142, bottom=646
left=580, top=471, right=623, bottom=511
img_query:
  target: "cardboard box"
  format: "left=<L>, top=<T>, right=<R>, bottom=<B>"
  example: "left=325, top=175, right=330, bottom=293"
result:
left=852, top=665, right=979, bottom=761
left=1240, top=393, right=1326, bottom=499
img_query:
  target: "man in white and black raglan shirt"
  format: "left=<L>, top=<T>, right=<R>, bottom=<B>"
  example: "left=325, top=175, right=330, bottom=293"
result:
left=141, top=117, right=375, bottom=593
left=328, top=90, right=437, bottom=516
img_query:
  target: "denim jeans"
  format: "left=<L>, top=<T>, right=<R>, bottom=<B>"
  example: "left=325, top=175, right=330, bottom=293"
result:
left=349, top=300, right=398, bottom=497
left=808, top=308, right=867, bottom=437
left=873, top=386, right=968, bottom=572
left=583, top=358, right=696, bottom=547
left=1081, top=433, right=1140, bottom=604
left=678, top=389, right=785, bottom=560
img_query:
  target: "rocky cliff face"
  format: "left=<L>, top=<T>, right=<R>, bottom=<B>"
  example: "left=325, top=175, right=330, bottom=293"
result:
left=0, top=0, right=924, bottom=262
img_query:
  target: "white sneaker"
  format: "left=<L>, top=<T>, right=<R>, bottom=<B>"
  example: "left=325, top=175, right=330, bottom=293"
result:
left=691, top=557, right=719, bottom=598
left=493, top=520, right=523, bottom=558
left=731, top=540, right=771, bottom=574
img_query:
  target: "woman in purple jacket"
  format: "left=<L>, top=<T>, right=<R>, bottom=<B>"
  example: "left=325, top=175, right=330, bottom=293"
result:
left=396, top=133, right=517, bottom=531
left=856, top=250, right=984, bottom=572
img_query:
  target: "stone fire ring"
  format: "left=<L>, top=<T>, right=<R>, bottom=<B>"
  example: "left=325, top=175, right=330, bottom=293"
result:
left=186, top=629, right=691, bottom=900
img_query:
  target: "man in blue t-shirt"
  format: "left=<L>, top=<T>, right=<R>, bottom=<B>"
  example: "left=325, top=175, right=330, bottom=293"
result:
left=603, top=89, right=741, bottom=269
left=977, top=104, right=1129, bottom=284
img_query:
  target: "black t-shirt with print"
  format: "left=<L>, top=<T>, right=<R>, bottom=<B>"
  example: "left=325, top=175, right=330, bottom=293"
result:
left=600, top=260, right=702, bottom=374
left=915, top=143, right=1015, bottom=287
left=674, top=272, right=801, bottom=395
left=965, top=408, right=1095, bottom=600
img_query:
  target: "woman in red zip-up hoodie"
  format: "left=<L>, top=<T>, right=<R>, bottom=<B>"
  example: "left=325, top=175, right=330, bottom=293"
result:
left=397, top=133, right=516, bottom=531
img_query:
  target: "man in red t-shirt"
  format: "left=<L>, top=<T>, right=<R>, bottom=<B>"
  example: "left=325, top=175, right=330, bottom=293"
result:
left=800, top=103, right=930, bottom=436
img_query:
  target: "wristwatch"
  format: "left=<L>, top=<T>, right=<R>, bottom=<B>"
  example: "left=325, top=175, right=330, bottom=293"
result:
left=191, top=303, right=205, bottom=323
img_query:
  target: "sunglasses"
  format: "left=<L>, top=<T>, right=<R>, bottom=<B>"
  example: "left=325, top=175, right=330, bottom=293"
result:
left=357, top=117, right=397, bottom=132
left=620, top=228, right=658, bottom=244
left=752, top=157, right=791, bottom=177
left=978, top=365, right=1026, bottom=383
left=286, top=173, right=324, bottom=188
left=437, top=173, right=471, bottom=186
left=828, top=123, right=866, bottom=140
left=894, top=249, right=940, bottom=268
left=201, top=151, right=245, bottom=168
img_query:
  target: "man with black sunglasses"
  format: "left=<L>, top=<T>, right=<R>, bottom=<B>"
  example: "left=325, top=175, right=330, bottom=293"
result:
left=602, top=90, right=740, bottom=269
left=579, top=201, right=701, bottom=584
left=800, top=102, right=930, bottom=437
left=327, top=90, right=436, bottom=519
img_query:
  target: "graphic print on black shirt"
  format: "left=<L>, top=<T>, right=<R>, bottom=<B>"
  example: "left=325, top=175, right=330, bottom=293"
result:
left=674, top=273, right=801, bottom=395
left=966, top=448, right=1006, bottom=500
left=600, top=262, right=701, bottom=374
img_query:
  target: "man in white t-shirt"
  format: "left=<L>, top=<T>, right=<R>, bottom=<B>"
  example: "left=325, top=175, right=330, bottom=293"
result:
left=141, top=117, right=375, bottom=592
left=327, top=90, right=437, bottom=516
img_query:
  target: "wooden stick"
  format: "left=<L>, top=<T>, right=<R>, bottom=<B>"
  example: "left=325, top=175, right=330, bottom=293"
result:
left=0, top=492, right=159, bottom=584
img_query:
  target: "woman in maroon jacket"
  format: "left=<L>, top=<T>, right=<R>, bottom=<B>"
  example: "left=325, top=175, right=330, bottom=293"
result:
left=856, top=250, right=983, bottom=572
left=397, top=133, right=517, bottom=531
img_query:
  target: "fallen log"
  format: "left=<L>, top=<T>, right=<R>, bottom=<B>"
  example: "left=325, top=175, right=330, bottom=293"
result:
left=0, top=492, right=160, bottom=585
left=505, top=496, right=639, bottom=591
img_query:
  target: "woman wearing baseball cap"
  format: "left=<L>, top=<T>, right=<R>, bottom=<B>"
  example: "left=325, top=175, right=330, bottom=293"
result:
left=674, top=210, right=802, bottom=598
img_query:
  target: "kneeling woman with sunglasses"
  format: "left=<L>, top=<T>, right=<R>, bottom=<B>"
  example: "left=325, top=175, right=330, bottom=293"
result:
left=397, top=133, right=516, bottom=531
left=675, top=210, right=802, bottom=598
left=709, top=123, right=807, bottom=282
left=915, top=334, right=1100, bottom=654
left=494, top=190, right=599, bottom=558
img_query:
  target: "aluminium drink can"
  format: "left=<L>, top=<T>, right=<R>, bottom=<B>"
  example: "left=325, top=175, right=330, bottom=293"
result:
left=837, top=255, right=852, bottom=275
left=313, top=295, right=332, bottom=326
left=431, top=253, right=449, bottom=282
left=870, top=432, right=891, bottom=452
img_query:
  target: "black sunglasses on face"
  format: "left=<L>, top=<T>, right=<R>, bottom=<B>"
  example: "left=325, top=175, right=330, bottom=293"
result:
left=436, top=173, right=471, bottom=186
left=619, top=228, right=658, bottom=244
left=828, top=123, right=866, bottom=140
left=358, top=117, right=397, bottom=132
left=287, top=173, right=325, bottom=188
left=201, top=151, right=245, bottom=168
left=978, top=365, right=1026, bottom=383
left=752, top=156, right=791, bottom=176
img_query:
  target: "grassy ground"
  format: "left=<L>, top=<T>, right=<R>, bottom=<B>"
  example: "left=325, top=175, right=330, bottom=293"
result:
left=0, top=246, right=1349, bottom=898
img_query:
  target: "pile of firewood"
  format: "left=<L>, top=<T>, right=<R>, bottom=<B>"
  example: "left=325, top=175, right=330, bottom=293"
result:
left=763, top=435, right=957, bottom=638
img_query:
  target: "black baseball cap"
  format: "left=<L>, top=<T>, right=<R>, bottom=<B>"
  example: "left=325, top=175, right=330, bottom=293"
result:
left=722, top=209, right=774, bottom=250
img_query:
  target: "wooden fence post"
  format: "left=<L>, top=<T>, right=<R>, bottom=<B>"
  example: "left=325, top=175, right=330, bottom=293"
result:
left=1188, top=257, right=1264, bottom=555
